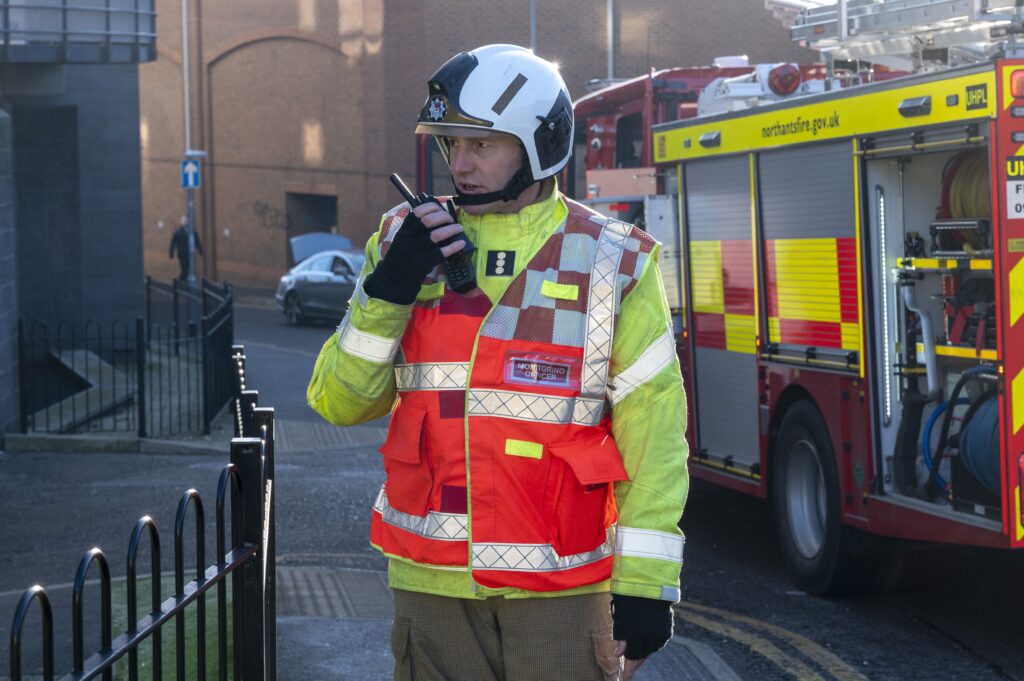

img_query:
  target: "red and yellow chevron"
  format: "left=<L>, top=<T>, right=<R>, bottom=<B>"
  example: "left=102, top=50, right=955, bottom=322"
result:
left=764, top=237, right=859, bottom=353
left=691, top=239, right=756, bottom=353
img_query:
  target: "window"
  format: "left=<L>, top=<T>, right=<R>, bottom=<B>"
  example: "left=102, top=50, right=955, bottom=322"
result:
left=332, top=257, right=354, bottom=276
left=307, top=254, right=333, bottom=272
left=616, top=112, right=643, bottom=168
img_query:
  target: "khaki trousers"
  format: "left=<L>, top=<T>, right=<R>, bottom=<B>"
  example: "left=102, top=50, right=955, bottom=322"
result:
left=391, top=589, right=621, bottom=681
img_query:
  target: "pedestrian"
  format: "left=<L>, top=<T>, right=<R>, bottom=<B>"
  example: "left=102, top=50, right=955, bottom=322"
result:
left=308, top=44, right=689, bottom=681
left=169, top=214, right=203, bottom=282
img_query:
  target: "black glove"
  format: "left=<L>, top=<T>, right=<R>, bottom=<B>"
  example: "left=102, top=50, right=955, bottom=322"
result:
left=611, top=594, right=674, bottom=660
left=364, top=201, right=447, bottom=304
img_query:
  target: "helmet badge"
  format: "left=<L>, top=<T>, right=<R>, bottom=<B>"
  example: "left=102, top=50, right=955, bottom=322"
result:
left=427, top=97, right=447, bottom=122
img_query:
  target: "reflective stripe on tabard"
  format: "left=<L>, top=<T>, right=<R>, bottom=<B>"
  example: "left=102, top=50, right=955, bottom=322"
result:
left=581, top=217, right=632, bottom=399
left=395, top=362, right=469, bottom=391
left=607, top=328, right=676, bottom=405
left=467, top=389, right=604, bottom=426
left=472, top=527, right=615, bottom=572
left=615, top=527, right=685, bottom=563
left=373, top=487, right=468, bottom=541
left=337, top=315, right=401, bottom=363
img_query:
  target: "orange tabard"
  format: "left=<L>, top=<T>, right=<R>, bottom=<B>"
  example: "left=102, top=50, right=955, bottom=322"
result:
left=370, top=199, right=653, bottom=592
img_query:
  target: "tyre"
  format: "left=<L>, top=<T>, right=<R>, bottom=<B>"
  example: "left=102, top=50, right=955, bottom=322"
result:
left=284, top=292, right=306, bottom=326
left=773, top=400, right=903, bottom=595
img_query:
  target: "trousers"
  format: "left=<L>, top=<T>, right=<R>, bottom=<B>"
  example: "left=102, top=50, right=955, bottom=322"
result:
left=390, top=589, right=621, bottom=681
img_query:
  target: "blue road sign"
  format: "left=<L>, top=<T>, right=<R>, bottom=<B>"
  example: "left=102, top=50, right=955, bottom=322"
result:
left=181, top=159, right=201, bottom=189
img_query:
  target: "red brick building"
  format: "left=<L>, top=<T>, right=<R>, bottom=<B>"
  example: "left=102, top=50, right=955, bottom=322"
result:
left=140, top=0, right=813, bottom=287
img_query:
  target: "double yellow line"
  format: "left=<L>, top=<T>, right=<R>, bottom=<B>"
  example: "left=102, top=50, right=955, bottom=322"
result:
left=675, top=601, right=869, bottom=681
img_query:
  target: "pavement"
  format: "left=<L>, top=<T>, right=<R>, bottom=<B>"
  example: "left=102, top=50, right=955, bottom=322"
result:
left=1, top=297, right=743, bottom=680
left=1, top=433, right=742, bottom=681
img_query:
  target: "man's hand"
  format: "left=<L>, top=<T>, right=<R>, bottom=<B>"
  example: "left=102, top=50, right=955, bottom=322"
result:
left=363, top=200, right=466, bottom=304
left=612, top=595, right=674, bottom=680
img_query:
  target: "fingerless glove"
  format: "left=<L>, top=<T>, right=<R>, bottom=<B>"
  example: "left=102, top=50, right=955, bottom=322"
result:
left=363, top=208, right=445, bottom=305
left=611, top=594, right=674, bottom=660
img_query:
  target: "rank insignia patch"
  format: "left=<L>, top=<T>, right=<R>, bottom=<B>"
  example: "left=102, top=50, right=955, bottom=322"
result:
left=486, top=250, right=515, bottom=276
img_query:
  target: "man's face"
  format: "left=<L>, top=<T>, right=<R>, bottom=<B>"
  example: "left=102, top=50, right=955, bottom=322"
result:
left=445, top=131, right=528, bottom=215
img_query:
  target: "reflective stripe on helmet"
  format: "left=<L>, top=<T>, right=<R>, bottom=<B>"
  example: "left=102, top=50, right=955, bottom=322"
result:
left=607, top=328, right=677, bottom=406
left=373, top=487, right=468, bottom=541
left=472, top=527, right=615, bottom=572
left=615, top=527, right=685, bottom=564
left=467, top=389, right=604, bottom=426
left=337, top=315, right=401, bottom=363
left=395, top=362, right=470, bottom=391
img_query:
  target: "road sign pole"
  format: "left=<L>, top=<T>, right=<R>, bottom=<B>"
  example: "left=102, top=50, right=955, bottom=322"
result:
left=187, top=185, right=198, bottom=326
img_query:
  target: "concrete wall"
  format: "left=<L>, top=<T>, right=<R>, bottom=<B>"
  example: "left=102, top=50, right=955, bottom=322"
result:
left=68, top=64, right=145, bottom=325
left=141, top=0, right=814, bottom=288
left=7, top=63, right=144, bottom=328
left=0, top=110, right=17, bottom=439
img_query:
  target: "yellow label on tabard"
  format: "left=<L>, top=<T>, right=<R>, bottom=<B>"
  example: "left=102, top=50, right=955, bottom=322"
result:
left=1009, top=238, right=1024, bottom=253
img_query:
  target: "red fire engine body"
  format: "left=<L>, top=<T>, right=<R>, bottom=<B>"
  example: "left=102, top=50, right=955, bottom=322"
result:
left=625, top=58, right=1023, bottom=594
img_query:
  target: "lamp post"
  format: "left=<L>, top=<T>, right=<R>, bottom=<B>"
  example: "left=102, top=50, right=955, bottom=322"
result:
left=181, top=0, right=205, bottom=324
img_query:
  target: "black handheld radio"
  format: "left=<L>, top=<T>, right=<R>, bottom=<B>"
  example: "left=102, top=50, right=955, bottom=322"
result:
left=389, top=173, right=477, bottom=294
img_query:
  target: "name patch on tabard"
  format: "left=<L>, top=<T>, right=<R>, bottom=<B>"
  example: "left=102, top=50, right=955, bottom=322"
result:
left=504, top=352, right=581, bottom=390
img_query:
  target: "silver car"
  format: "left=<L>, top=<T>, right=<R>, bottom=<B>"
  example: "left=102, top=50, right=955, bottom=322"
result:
left=276, top=249, right=365, bottom=325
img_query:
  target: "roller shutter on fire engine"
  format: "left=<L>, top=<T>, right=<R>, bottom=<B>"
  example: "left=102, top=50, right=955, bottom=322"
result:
left=758, top=142, right=860, bottom=362
left=685, top=156, right=759, bottom=469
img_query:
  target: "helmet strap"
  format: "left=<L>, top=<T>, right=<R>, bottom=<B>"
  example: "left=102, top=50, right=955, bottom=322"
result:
left=452, top=166, right=537, bottom=206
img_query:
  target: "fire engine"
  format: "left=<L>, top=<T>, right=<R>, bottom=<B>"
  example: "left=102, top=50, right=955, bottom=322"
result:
left=636, top=0, right=1024, bottom=595
left=415, top=0, right=1024, bottom=594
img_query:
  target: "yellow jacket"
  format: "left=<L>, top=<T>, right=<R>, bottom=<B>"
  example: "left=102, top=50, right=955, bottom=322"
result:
left=308, top=186, right=689, bottom=601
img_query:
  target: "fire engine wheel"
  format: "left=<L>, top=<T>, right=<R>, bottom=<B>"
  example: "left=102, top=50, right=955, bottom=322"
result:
left=773, top=401, right=904, bottom=596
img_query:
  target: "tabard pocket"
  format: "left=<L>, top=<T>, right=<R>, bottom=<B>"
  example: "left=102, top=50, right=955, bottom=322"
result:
left=547, top=432, right=629, bottom=556
left=379, top=404, right=432, bottom=516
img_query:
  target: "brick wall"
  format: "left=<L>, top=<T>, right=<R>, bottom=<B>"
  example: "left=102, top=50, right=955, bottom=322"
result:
left=141, top=0, right=815, bottom=288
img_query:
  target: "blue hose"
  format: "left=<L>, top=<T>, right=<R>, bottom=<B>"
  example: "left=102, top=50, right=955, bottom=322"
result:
left=921, top=398, right=969, bottom=492
left=960, top=395, right=1000, bottom=495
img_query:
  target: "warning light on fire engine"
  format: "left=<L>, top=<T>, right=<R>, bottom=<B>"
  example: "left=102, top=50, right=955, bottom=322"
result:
left=1011, top=70, right=1024, bottom=99
left=768, top=63, right=801, bottom=96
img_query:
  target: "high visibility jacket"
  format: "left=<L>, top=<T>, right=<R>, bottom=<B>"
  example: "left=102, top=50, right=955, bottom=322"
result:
left=309, top=186, right=688, bottom=602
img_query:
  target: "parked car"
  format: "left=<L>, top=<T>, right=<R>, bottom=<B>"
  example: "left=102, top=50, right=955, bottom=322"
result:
left=276, top=249, right=365, bottom=325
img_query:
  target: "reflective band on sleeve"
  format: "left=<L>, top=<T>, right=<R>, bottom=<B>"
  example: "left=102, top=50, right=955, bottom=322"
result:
left=581, top=218, right=631, bottom=399
left=608, top=328, right=676, bottom=405
left=395, top=363, right=469, bottom=391
left=467, top=389, right=604, bottom=426
left=337, top=315, right=401, bottom=363
left=373, top=487, right=468, bottom=541
left=615, top=527, right=685, bottom=563
left=473, top=527, right=615, bottom=572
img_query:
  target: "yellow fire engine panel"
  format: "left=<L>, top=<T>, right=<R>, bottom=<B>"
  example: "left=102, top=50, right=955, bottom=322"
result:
left=655, top=70, right=996, bottom=162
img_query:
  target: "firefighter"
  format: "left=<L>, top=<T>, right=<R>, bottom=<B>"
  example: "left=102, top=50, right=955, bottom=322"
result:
left=308, top=44, right=689, bottom=681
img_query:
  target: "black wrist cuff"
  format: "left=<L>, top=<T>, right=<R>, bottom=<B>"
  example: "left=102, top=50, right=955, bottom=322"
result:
left=363, top=266, right=419, bottom=305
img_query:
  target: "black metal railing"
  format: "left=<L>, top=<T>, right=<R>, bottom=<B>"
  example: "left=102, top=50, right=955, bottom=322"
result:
left=9, top=345, right=277, bottom=681
left=18, top=278, right=235, bottom=437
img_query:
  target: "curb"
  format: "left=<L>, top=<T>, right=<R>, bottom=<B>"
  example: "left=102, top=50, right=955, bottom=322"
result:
left=235, top=296, right=278, bottom=310
left=672, top=638, right=744, bottom=681
left=4, top=433, right=228, bottom=456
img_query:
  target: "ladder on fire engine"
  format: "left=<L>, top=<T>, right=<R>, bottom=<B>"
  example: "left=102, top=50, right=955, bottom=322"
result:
left=767, top=0, right=1024, bottom=71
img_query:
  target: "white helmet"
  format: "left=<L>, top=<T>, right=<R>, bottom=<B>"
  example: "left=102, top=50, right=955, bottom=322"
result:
left=415, top=44, right=574, bottom=196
